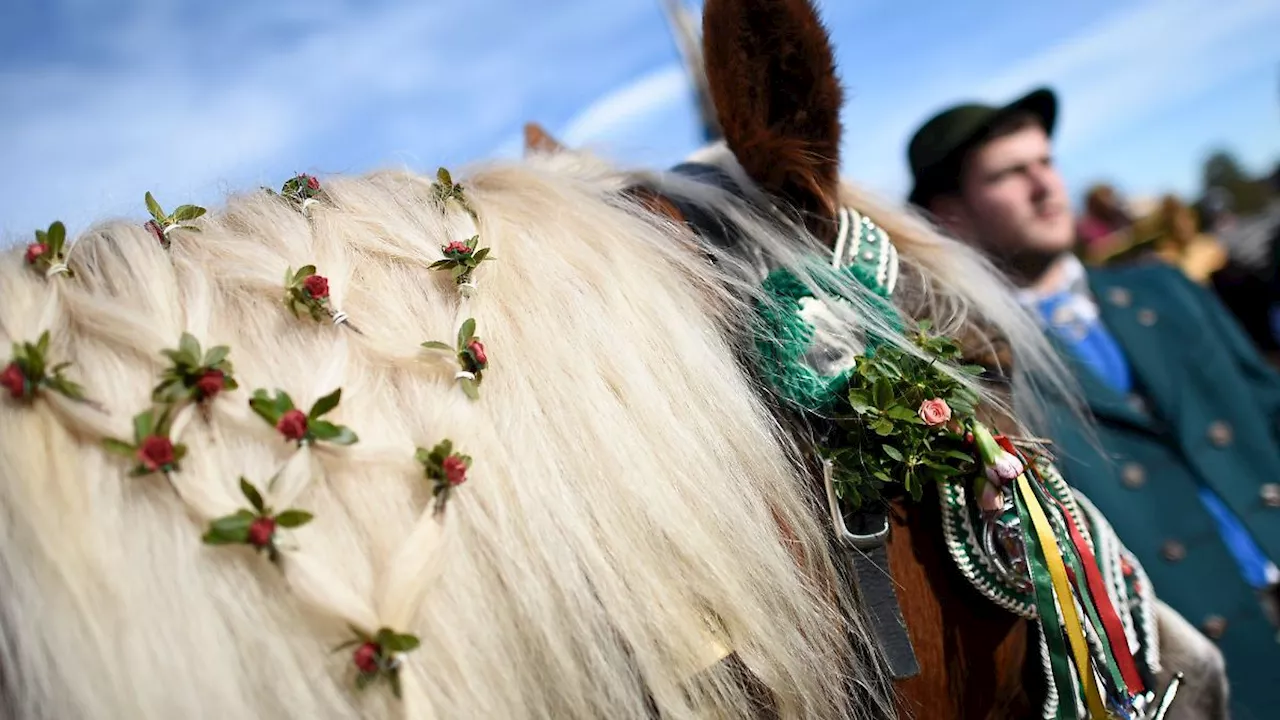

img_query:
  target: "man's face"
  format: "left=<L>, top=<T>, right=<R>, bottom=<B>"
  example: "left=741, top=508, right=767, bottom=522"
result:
left=934, top=123, right=1075, bottom=261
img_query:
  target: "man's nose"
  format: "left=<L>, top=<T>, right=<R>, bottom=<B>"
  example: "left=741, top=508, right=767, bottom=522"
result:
left=1028, top=165, right=1058, bottom=200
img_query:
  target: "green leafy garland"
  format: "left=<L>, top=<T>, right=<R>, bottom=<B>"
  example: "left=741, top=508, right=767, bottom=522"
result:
left=822, top=319, right=985, bottom=510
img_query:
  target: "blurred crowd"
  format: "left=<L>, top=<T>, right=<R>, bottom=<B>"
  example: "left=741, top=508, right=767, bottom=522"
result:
left=1073, top=177, right=1280, bottom=364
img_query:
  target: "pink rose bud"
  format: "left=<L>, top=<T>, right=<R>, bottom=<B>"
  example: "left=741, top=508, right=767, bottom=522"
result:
left=247, top=517, right=276, bottom=548
left=24, top=243, right=47, bottom=265
left=467, top=339, right=487, bottom=367
left=917, top=398, right=952, bottom=427
left=443, top=241, right=472, bottom=256
left=984, top=451, right=1024, bottom=486
left=144, top=220, right=165, bottom=244
left=353, top=642, right=379, bottom=674
left=442, top=455, right=468, bottom=486
left=979, top=483, right=1004, bottom=513
left=305, top=175, right=320, bottom=191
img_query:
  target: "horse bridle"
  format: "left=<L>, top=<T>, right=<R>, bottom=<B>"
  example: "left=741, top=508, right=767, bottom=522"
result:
left=628, top=162, right=921, bottom=682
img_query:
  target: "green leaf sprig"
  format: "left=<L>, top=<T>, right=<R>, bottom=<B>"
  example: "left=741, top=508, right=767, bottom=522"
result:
left=415, top=439, right=472, bottom=516
left=428, top=235, right=493, bottom=287
left=144, top=192, right=206, bottom=249
left=2, top=331, right=89, bottom=405
left=431, top=167, right=477, bottom=220
left=24, top=221, right=74, bottom=278
left=334, top=626, right=421, bottom=698
left=152, top=332, right=238, bottom=405
left=249, top=388, right=359, bottom=447
left=823, top=319, right=984, bottom=510
left=421, top=318, right=488, bottom=400
left=202, top=477, right=313, bottom=563
left=103, top=408, right=188, bottom=477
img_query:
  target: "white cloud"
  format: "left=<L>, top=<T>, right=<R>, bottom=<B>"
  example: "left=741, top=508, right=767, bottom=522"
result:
left=487, top=62, right=696, bottom=165
left=562, top=64, right=690, bottom=145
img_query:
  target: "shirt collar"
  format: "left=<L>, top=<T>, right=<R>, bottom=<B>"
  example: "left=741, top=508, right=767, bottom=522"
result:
left=1015, top=253, right=1089, bottom=308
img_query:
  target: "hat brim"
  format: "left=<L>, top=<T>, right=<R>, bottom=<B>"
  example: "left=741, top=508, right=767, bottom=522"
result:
left=908, top=87, right=1058, bottom=207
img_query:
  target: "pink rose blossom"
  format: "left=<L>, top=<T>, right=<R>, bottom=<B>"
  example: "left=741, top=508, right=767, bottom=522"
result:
left=917, top=398, right=952, bottom=427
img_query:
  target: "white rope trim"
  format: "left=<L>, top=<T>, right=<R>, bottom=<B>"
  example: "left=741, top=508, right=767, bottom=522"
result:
left=831, top=207, right=852, bottom=269
left=884, top=242, right=900, bottom=295
left=301, top=198, right=318, bottom=213
left=458, top=281, right=477, bottom=298
left=45, top=262, right=71, bottom=278
left=454, top=370, right=475, bottom=381
left=162, top=223, right=179, bottom=236
left=331, top=311, right=349, bottom=326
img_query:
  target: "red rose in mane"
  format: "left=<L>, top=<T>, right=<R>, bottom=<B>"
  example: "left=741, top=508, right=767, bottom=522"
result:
left=303, top=274, right=329, bottom=299
left=442, top=455, right=468, bottom=486
left=276, top=409, right=308, bottom=441
left=137, top=436, right=176, bottom=472
left=1, top=363, right=26, bottom=398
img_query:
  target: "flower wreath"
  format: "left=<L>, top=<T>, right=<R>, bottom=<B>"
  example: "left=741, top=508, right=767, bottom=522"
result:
left=3, top=166, right=499, bottom=707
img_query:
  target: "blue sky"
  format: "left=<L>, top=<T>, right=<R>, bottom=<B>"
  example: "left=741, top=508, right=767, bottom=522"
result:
left=1, top=0, right=1278, bottom=244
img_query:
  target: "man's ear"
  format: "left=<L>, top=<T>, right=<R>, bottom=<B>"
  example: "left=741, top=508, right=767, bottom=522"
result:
left=701, top=0, right=844, bottom=243
left=523, top=122, right=567, bottom=156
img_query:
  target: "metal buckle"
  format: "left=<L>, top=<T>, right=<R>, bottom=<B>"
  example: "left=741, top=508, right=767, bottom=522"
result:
left=823, top=459, right=890, bottom=550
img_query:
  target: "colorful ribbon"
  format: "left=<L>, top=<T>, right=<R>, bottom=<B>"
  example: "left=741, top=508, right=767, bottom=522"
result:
left=1016, top=472, right=1109, bottom=719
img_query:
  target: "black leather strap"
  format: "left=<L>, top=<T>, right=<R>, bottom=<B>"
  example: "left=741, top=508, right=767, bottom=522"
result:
left=843, top=530, right=920, bottom=680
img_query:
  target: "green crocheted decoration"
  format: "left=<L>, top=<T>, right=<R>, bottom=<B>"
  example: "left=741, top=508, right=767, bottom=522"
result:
left=752, top=208, right=905, bottom=413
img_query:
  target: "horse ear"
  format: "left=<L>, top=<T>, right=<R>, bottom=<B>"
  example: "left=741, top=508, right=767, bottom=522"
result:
left=701, top=0, right=844, bottom=242
left=524, top=122, right=566, bottom=156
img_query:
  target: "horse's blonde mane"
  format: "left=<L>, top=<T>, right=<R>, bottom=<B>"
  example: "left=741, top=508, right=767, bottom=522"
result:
left=0, top=156, right=892, bottom=719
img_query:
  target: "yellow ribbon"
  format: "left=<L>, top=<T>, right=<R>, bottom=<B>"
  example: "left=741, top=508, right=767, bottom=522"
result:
left=1016, top=473, right=1109, bottom=719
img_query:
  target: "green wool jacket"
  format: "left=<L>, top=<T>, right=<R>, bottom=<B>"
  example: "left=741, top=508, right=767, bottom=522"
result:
left=1037, top=262, right=1280, bottom=720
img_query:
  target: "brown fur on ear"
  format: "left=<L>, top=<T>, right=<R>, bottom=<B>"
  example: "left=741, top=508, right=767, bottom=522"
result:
left=523, top=122, right=566, bottom=156
left=702, top=0, right=844, bottom=244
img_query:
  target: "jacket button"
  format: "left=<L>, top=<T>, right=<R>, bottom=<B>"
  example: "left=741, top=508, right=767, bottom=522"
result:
left=1107, top=288, right=1132, bottom=307
left=1207, top=421, right=1233, bottom=448
left=1261, top=483, right=1280, bottom=508
left=1201, top=615, right=1228, bottom=640
left=1161, top=540, right=1186, bottom=562
left=1121, top=463, right=1146, bottom=489
left=1137, top=308, right=1158, bottom=326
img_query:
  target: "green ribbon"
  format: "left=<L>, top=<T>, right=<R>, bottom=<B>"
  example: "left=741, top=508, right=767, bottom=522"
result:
left=1013, top=483, right=1079, bottom=720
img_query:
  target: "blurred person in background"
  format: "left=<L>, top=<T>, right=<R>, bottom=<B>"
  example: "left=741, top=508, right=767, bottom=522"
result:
left=1076, top=183, right=1135, bottom=264
left=906, top=85, right=1280, bottom=719
left=1146, top=195, right=1228, bottom=284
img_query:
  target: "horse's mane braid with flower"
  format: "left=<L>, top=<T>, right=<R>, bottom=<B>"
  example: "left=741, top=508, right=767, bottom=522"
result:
left=4, top=168, right=496, bottom=713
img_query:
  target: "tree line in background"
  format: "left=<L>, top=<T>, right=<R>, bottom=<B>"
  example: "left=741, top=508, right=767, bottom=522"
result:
left=1198, top=149, right=1279, bottom=218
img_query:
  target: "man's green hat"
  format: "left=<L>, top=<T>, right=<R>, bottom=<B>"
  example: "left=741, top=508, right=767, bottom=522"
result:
left=906, top=87, right=1058, bottom=208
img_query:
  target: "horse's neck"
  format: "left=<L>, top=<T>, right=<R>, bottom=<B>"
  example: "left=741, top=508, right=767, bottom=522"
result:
left=886, top=490, right=1038, bottom=720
